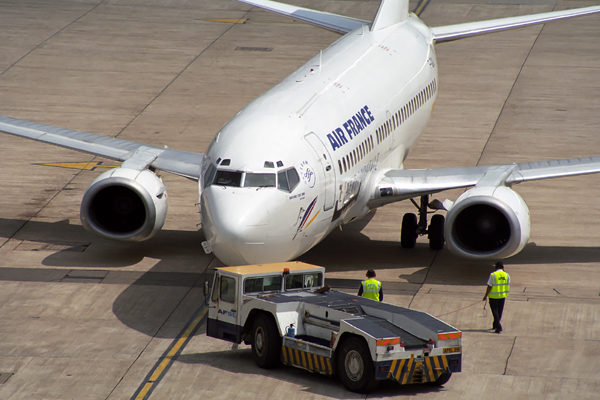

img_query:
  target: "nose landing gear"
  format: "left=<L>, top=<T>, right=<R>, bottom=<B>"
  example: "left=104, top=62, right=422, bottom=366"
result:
left=400, top=195, right=446, bottom=250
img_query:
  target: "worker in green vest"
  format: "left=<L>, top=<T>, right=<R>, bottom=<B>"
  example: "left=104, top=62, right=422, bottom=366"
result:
left=358, top=269, right=383, bottom=301
left=483, top=262, right=510, bottom=333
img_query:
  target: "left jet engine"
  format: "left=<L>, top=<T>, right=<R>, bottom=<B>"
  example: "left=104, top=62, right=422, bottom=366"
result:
left=80, top=168, right=168, bottom=241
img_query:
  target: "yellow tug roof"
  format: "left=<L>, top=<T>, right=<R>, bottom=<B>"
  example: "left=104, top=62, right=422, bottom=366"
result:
left=216, top=261, right=324, bottom=276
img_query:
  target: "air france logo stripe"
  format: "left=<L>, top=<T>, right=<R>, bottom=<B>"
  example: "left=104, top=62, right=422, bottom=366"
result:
left=327, top=105, right=375, bottom=151
left=294, top=197, right=318, bottom=240
left=299, top=197, right=318, bottom=230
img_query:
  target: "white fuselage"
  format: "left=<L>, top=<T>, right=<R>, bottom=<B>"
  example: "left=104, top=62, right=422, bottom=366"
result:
left=200, top=15, right=438, bottom=265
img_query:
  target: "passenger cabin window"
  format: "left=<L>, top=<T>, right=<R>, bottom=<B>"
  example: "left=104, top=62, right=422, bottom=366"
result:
left=285, top=272, right=323, bottom=290
left=244, top=275, right=282, bottom=293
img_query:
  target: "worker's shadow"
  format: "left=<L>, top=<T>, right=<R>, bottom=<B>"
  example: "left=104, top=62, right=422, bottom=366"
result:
left=176, top=344, right=446, bottom=399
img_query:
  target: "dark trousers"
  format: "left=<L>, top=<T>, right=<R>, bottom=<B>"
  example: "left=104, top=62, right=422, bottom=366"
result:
left=489, top=298, right=505, bottom=332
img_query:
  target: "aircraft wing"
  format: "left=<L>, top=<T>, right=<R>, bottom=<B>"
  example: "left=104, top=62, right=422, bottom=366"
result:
left=235, top=0, right=369, bottom=34
left=369, top=157, right=600, bottom=208
left=431, top=5, right=600, bottom=43
left=0, top=115, right=203, bottom=180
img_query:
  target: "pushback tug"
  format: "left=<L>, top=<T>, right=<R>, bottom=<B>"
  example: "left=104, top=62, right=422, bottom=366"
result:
left=205, top=262, right=461, bottom=392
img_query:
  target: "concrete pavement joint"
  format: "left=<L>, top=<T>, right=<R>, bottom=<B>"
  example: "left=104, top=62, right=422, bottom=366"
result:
left=112, top=10, right=249, bottom=142
left=504, top=336, right=517, bottom=376
left=474, top=6, right=552, bottom=167
left=0, top=0, right=108, bottom=79
left=408, top=250, right=439, bottom=309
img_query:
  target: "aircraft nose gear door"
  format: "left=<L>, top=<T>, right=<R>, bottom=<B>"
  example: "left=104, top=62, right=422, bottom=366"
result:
left=305, top=132, right=335, bottom=211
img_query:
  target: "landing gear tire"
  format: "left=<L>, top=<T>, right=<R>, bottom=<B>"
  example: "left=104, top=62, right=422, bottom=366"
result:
left=337, top=337, right=378, bottom=393
left=251, top=314, right=281, bottom=368
left=401, top=213, right=418, bottom=248
left=428, top=214, right=445, bottom=250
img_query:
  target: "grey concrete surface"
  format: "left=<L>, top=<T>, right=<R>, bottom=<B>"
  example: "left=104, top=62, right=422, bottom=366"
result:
left=1, top=0, right=600, bottom=399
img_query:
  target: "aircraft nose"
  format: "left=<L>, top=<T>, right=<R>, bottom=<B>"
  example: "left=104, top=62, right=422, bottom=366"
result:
left=202, top=190, right=278, bottom=265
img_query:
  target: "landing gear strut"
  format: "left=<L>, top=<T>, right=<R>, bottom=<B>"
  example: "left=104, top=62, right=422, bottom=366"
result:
left=400, top=195, right=445, bottom=250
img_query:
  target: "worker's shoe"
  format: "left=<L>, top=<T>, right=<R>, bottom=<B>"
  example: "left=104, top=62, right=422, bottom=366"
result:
left=494, top=329, right=502, bottom=334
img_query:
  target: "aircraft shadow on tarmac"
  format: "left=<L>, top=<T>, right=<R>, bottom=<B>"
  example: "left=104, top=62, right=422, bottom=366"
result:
left=2, top=216, right=600, bottom=339
left=175, top=347, right=444, bottom=398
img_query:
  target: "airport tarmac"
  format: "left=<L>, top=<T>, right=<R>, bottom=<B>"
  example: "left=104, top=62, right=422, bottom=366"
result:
left=1, top=0, right=600, bottom=398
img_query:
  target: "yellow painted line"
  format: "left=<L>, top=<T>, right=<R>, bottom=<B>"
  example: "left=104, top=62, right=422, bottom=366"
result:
left=136, top=383, right=154, bottom=399
left=132, top=307, right=208, bottom=400
left=204, top=18, right=248, bottom=24
left=414, top=0, right=431, bottom=17
left=202, top=18, right=303, bottom=25
left=37, top=161, right=119, bottom=170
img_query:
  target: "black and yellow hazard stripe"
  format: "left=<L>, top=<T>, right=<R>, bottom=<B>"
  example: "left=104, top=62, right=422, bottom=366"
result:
left=387, top=354, right=449, bottom=384
left=281, top=346, right=333, bottom=375
left=424, top=354, right=449, bottom=382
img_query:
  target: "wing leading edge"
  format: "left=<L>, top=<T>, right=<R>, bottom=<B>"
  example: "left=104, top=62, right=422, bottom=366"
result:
left=0, top=115, right=203, bottom=180
left=369, top=157, right=600, bottom=208
left=235, top=0, right=369, bottom=34
left=431, top=5, right=600, bottom=43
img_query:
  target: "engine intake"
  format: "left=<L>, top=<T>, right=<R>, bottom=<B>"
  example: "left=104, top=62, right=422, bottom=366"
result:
left=80, top=168, right=168, bottom=242
left=445, top=186, right=530, bottom=260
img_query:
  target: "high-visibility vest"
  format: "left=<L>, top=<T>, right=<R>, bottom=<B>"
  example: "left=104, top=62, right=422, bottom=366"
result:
left=489, top=270, right=510, bottom=299
left=361, top=278, right=381, bottom=301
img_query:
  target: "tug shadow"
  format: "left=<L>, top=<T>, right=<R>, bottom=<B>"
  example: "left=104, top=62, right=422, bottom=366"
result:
left=176, top=345, right=445, bottom=399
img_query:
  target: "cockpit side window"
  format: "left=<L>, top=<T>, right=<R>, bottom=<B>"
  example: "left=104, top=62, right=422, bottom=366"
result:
left=244, top=173, right=276, bottom=188
left=203, top=163, right=217, bottom=189
left=277, top=170, right=289, bottom=192
left=214, top=170, right=243, bottom=187
left=277, top=168, right=300, bottom=193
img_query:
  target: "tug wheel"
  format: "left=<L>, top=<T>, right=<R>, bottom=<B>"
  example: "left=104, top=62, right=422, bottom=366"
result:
left=337, top=336, right=377, bottom=393
left=251, top=314, right=281, bottom=368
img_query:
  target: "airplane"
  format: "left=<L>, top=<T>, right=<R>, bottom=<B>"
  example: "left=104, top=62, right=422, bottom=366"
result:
left=1, top=0, right=600, bottom=266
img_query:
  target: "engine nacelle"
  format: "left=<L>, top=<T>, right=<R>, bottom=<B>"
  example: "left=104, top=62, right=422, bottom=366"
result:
left=80, top=168, right=168, bottom=242
left=445, top=186, right=530, bottom=260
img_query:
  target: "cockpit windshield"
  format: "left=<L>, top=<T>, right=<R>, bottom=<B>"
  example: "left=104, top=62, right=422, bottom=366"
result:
left=203, top=161, right=300, bottom=193
left=244, top=173, right=276, bottom=188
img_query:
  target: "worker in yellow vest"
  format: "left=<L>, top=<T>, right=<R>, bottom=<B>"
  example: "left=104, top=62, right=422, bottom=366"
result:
left=358, top=269, right=383, bottom=301
left=483, top=262, right=510, bottom=333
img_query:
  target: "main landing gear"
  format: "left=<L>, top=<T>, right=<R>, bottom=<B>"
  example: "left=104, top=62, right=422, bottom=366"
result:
left=401, top=195, right=446, bottom=250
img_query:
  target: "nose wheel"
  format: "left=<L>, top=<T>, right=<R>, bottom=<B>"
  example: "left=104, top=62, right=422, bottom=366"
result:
left=400, top=195, right=445, bottom=250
